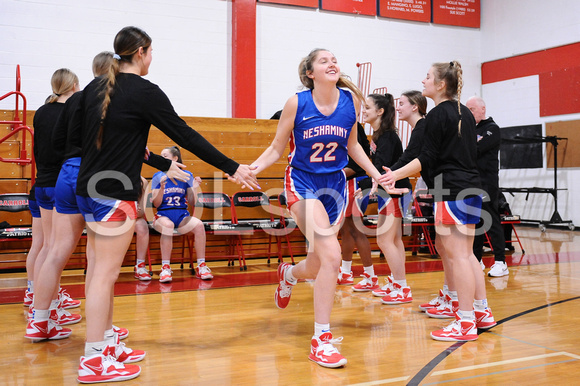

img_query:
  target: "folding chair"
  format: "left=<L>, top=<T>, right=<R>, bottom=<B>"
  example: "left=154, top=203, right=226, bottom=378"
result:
left=0, top=193, right=32, bottom=242
left=408, top=189, right=437, bottom=257
left=272, top=192, right=303, bottom=264
left=500, top=214, right=525, bottom=254
left=232, top=191, right=295, bottom=265
left=194, top=192, right=248, bottom=271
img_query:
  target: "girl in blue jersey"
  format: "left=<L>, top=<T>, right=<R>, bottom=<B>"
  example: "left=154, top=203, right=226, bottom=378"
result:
left=251, top=48, right=405, bottom=368
left=151, top=146, right=210, bottom=283
left=381, top=61, right=496, bottom=342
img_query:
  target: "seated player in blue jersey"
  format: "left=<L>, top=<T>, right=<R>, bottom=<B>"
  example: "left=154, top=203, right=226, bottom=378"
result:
left=151, top=146, right=211, bottom=283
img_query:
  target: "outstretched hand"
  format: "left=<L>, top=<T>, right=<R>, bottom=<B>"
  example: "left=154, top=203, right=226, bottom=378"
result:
left=377, top=167, right=409, bottom=195
left=225, top=164, right=260, bottom=190
left=166, top=160, right=190, bottom=184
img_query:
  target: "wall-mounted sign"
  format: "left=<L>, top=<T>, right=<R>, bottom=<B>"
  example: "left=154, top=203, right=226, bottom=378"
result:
left=379, top=0, right=431, bottom=23
left=258, top=0, right=318, bottom=8
left=432, top=0, right=480, bottom=28
left=321, top=0, right=377, bottom=16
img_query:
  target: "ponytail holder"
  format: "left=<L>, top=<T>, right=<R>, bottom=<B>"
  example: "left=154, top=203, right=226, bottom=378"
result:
left=449, top=61, right=454, bottom=67
left=113, top=54, right=121, bottom=60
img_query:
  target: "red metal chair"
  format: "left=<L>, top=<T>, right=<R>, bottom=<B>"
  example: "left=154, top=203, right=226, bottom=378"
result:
left=194, top=192, right=248, bottom=271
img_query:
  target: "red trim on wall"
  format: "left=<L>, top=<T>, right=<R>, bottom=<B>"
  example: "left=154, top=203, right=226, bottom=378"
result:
left=232, top=0, right=257, bottom=118
left=481, top=42, right=580, bottom=85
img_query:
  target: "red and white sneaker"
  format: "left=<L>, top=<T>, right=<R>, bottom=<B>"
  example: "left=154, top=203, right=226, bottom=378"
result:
left=274, top=263, right=295, bottom=309
left=372, top=275, right=393, bottom=297
left=475, top=308, right=497, bottom=330
left=426, top=294, right=458, bottom=319
left=105, top=340, right=146, bottom=364
left=159, top=264, right=173, bottom=283
left=134, top=262, right=152, bottom=281
left=25, top=319, right=72, bottom=342
left=419, top=289, right=445, bottom=312
left=113, top=325, right=129, bottom=340
left=59, top=288, right=81, bottom=309
left=308, top=332, right=347, bottom=368
left=431, top=318, right=478, bottom=342
left=50, top=307, right=82, bottom=326
left=381, top=282, right=413, bottom=304
left=27, top=306, right=34, bottom=321
left=23, top=290, right=33, bottom=307
left=78, top=353, right=141, bottom=383
left=196, top=262, right=214, bottom=280
left=352, top=272, right=379, bottom=292
left=337, top=267, right=353, bottom=285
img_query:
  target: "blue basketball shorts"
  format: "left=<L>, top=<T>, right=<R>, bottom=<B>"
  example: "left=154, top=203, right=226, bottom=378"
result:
left=55, top=157, right=81, bottom=215
left=154, top=208, right=190, bottom=228
left=283, top=166, right=347, bottom=226
left=76, top=195, right=137, bottom=223
left=35, top=186, right=55, bottom=211
left=434, top=195, right=482, bottom=225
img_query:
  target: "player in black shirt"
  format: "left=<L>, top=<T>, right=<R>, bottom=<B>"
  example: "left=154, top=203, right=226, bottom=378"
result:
left=356, top=93, right=412, bottom=297
left=381, top=61, right=496, bottom=342
left=72, top=27, right=257, bottom=383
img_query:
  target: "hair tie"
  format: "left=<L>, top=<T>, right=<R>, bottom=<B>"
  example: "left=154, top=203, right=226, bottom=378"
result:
left=113, top=54, right=121, bottom=60
left=54, top=93, right=61, bottom=97
left=449, top=61, right=454, bottom=67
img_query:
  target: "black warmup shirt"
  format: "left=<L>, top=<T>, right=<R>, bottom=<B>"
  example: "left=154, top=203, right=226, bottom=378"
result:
left=390, top=118, right=432, bottom=187
left=74, top=73, right=239, bottom=201
left=359, top=129, right=412, bottom=195
left=475, top=117, right=500, bottom=192
left=33, top=102, right=66, bottom=187
left=418, top=100, right=481, bottom=201
left=345, top=122, right=371, bottom=180
left=52, top=91, right=171, bottom=171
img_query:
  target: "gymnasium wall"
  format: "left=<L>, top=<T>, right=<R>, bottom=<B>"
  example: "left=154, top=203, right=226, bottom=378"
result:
left=479, top=0, right=580, bottom=228
left=1, top=0, right=579, bottom=226
left=0, top=0, right=482, bottom=119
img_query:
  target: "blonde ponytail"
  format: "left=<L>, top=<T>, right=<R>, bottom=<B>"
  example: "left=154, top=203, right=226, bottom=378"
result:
left=433, top=60, right=464, bottom=135
left=45, top=68, right=78, bottom=104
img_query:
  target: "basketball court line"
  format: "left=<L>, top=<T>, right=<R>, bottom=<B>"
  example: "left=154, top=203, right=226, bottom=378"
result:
left=348, top=296, right=580, bottom=386
left=348, top=351, right=580, bottom=386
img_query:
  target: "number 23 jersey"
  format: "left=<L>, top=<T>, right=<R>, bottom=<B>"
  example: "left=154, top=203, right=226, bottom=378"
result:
left=289, top=88, right=355, bottom=174
left=152, top=170, right=194, bottom=211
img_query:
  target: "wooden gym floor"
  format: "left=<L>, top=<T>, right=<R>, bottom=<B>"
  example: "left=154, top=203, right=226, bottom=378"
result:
left=1, top=225, right=579, bottom=385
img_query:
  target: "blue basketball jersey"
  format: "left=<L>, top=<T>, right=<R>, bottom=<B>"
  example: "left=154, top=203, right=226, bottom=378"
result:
left=152, top=170, right=194, bottom=211
left=288, top=88, right=356, bottom=173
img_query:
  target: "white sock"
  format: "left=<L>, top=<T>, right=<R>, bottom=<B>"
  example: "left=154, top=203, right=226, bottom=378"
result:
left=314, top=322, right=330, bottom=338
left=49, top=298, right=59, bottom=310
left=28, top=280, right=33, bottom=293
left=33, top=308, right=50, bottom=321
left=285, top=266, right=297, bottom=284
left=473, top=299, right=488, bottom=311
left=448, top=290, right=458, bottom=301
left=443, top=284, right=449, bottom=295
left=136, top=259, right=145, bottom=266
left=394, top=279, right=407, bottom=287
left=85, top=341, right=107, bottom=357
left=197, top=258, right=206, bottom=265
left=457, top=309, right=475, bottom=321
left=363, top=265, right=375, bottom=277
left=104, top=328, right=116, bottom=345
left=341, top=260, right=352, bottom=272
left=162, top=260, right=170, bottom=267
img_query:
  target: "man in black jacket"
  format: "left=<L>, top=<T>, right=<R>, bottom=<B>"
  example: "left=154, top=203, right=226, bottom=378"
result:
left=467, top=96, right=509, bottom=277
